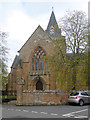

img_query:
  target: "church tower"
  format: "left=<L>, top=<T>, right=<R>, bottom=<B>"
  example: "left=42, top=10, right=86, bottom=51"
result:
left=46, top=10, right=61, bottom=38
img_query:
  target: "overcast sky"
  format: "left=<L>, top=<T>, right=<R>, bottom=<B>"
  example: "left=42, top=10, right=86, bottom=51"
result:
left=0, top=0, right=89, bottom=72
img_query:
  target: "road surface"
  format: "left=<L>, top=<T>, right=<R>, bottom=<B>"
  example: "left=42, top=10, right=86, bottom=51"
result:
left=1, top=104, right=90, bottom=119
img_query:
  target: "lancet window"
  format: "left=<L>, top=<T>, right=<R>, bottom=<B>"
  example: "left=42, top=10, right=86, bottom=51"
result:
left=32, top=46, right=47, bottom=71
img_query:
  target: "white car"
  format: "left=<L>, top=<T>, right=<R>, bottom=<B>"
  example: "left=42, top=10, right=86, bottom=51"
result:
left=68, top=91, right=90, bottom=106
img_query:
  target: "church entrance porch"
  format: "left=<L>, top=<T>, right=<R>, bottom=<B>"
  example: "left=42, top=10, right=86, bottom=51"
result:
left=31, top=76, right=46, bottom=91
left=29, top=71, right=50, bottom=90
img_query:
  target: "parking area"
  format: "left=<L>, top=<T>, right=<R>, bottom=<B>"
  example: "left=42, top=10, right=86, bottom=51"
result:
left=62, top=108, right=89, bottom=118
left=1, top=104, right=90, bottom=119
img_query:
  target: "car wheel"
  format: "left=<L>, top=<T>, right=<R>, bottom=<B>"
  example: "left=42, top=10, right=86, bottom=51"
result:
left=79, top=100, right=84, bottom=106
left=68, top=102, right=71, bottom=105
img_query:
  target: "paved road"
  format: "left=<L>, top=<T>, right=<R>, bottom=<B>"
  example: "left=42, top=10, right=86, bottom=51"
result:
left=0, top=104, right=2, bottom=120
left=1, top=104, right=90, bottom=119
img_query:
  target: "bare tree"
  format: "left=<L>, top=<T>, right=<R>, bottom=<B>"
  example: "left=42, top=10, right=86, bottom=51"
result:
left=0, top=31, right=9, bottom=89
left=59, top=10, right=88, bottom=54
left=59, top=10, right=88, bottom=89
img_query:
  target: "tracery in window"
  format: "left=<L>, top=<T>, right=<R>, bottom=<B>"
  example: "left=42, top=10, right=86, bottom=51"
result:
left=32, top=46, right=46, bottom=71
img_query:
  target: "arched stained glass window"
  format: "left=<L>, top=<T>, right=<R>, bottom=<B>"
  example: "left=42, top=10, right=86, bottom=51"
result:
left=42, top=59, right=44, bottom=70
left=39, top=59, right=40, bottom=70
left=36, top=59, right=37, bottom=71
left=45, top=60, right=47, bottom=70
left=32, top=46, right=46, bottom=71
left=32, top=58, right=34, bottom=71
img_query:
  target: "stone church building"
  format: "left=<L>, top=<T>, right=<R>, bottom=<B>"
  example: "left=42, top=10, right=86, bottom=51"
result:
left=8, top=10, right=87, bottom=105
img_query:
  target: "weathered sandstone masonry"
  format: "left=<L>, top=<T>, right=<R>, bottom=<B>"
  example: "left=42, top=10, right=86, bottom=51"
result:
left=16, top=77, right=70, bottom=105
left=16, top=89, right=70, bottom=106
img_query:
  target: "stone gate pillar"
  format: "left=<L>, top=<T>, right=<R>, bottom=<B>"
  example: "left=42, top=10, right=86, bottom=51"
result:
left=16, top=77, right=25, bottom=105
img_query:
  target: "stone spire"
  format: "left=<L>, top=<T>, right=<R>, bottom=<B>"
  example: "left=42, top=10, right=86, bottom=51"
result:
left=46, top=9, right=61, bottom=38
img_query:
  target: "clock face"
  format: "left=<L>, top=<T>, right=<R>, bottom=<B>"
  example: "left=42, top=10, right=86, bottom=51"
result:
left=49, top=26, right=54, bottom=34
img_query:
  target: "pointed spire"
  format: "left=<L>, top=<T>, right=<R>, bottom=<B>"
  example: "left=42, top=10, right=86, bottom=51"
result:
left=46, top=10, right=61, bottom=38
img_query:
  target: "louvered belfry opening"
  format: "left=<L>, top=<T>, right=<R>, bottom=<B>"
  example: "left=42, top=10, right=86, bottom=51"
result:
left=32, top=46, right=47, bottom=72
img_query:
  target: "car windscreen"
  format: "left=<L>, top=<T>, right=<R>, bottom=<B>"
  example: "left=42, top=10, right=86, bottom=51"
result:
left=70, top=92, right=79, bottom=96
left=87, top=92, right=90, bottom=96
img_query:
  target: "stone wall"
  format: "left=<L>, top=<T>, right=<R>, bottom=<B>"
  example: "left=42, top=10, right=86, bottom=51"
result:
left=16, top=90, right=70, bottom=106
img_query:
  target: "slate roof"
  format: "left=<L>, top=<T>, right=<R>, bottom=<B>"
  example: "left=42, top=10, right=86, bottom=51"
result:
left=46, top=11, right=61, bottom=38
left=11, top=55, right=19, bottom=68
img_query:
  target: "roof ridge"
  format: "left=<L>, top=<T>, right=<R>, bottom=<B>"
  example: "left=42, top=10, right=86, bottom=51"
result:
left=18, top=25, right=52, bottom=52
left=18, top=25, right=41, bottom=52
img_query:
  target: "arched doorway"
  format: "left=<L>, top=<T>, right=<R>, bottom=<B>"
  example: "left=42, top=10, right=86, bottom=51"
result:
left=31, top=76, right=46, bottom=90
left=36, top=80, right=43, bottom=90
